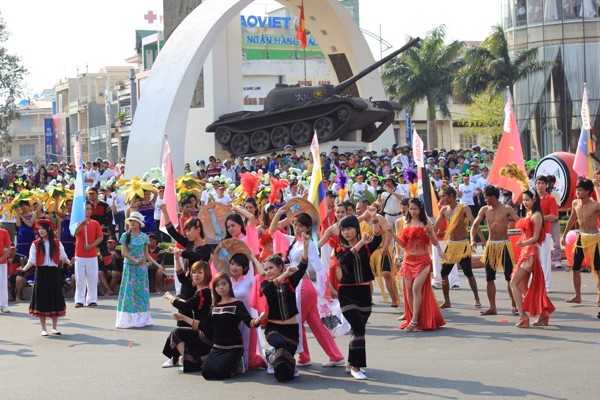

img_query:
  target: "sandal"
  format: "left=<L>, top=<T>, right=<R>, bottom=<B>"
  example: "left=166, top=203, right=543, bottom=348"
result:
left=405, top=320, right=421, bottom=332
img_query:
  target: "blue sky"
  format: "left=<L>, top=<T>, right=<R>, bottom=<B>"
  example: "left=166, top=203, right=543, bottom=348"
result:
left=1, top=0, right=500, bottom=96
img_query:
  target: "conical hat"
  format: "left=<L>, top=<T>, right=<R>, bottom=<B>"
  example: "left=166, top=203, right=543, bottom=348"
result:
left=199, top=202, right=231, bottom=241
left=213, top=238, right=253, bottom=274
left=286, top=197, right=320, bottom=226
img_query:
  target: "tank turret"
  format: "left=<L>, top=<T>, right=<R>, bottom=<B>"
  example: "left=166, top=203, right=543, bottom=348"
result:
left=207, top=37, right=420, bottom=156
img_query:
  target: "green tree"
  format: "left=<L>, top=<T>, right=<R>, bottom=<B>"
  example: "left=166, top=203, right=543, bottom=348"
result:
left=454, top=24, right=550, bottom=102
left=456, top=93, right=503, bottom=149
left=0, top=12, right=27, bottom=158
left=381, top=25, right=464, bottom=149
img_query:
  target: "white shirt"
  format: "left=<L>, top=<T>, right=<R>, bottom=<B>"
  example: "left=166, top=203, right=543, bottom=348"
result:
left=352, top=182, right=368, bottom=199
left=100, top=168, right=115, bottom=181
left=381, top=185, right=405, bottom=215
left=476, top=176, right=489, bottom=191
left=28, top=240, right=68, bottom=267
left=221, top=167, right=237, bottom=183
left=214, top=194, right=232, bottom=205
left=84, top=169, right=100, bottom=188
left=154, top=197, right=164, bottom=220
left=459, top=182, right=477, bottom=206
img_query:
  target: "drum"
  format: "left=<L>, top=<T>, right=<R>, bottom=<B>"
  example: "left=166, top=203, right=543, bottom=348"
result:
left=535, top=152, right=577, bottom=211
left=507, top=229, right=522, bottom=262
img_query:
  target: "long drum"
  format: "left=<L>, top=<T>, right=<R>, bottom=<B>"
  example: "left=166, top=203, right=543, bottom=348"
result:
left=534, top=152, right=577, bottom=211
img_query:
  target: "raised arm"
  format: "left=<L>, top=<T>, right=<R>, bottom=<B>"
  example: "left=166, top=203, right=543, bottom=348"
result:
left=269, top=204, right=289, bottom=235
left=231, top=204, right=256, bottom=227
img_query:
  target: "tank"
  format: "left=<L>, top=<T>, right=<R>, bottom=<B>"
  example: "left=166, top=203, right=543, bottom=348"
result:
left=206, top=37, right=420, bottom=156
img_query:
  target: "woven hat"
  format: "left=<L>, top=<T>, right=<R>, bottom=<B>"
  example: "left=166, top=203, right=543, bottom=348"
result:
left=199, top=202, right=231, bottom=241
left=125, top=211, right=145, bottom=228
left=213, top=238, right=253, bottom=274
left=286, top=197, right=319, bottom=226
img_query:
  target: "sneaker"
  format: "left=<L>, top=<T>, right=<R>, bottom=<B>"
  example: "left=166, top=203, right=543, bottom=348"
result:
left=51, top=329, right=61, bottom=335
left=451, top=285, right=460, bottom=290
left=296, top=360, right=312, bottom=367
left=179, top=366, right=185, bottom=373
left=0, top=307, right=10, bottom=314
left=345, top=364, right=365, bottom=373
left=294, top=369, right=300, bottom=377
left=267, top=364, right=274, bottom=374
left=351, top=369, right=368, bottom=380
left=555, top=264, right=563, bottom=269
left=431, top=283, right=442, bottom=290
left=41, top=330, right=49, bottom=337
left=322, top=359, right=346, bottom=367
left=162, top=359, right=176, bottom=368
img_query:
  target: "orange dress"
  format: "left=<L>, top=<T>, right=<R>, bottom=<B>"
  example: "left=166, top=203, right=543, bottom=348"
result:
left=398, top=226, right=445, bottom=331
left=515, top=217, right=555, bottom=317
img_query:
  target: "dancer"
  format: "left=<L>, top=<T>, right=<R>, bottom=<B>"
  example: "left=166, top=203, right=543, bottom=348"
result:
left=162, top=261, right=212, bottom=369
left=396, top=198, right=446, bottom=332
left=116, top=211, right=161, bottom=328
left=471, top=185, right=520, bottom=316
left=160, top=202, right=212, bottom=296
left=18, top=219, right=72, bottom=336
left=511, top=189, right=555, bottom=328
left=334, top=209, right=382, bottom=380
left=270, top=205, right=345, bottom=368
left=201, top=272, right=266, bottom=380
left=260, top=234, right=310, bottom=382
left=433, top=186, right=480, bottom=308
left=562, top=178, right=600, bottom=308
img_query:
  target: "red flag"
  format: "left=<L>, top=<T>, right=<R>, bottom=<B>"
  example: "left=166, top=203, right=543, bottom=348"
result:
left=160, top=140, right=178, bottom=234
left=488, top=91, right=526, bottom=203
left=296, top=0, right=307, bottom=49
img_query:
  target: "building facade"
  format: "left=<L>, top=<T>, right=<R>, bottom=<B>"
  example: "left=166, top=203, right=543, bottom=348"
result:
left=502, top=0, right=600, bottom=158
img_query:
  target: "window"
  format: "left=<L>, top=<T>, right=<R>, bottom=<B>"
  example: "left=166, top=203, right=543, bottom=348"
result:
left=459, top=132, right=478, bottom=149
left=19, top=144, right=36, bottom=158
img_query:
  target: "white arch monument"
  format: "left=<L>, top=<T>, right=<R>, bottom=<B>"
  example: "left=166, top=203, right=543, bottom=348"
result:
left=126, top=0, right=395, bottom=177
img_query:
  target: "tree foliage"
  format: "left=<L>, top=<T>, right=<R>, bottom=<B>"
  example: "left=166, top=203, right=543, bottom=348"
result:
left=454, top=24, right=551, bottom=103
left=381, top=25, right=465, bottom=148
left=0, top=12, right=27, bottom=153
left=456, top=93, right=503, bottom=149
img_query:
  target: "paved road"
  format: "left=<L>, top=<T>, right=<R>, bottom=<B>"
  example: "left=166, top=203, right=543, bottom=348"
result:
left=1, top=266, right=599, bottom=400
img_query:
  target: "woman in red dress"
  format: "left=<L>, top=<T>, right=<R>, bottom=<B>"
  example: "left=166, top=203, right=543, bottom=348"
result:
left=396, top=198, right=446, bottom=331
left=511, top=189, right=555, bottom=328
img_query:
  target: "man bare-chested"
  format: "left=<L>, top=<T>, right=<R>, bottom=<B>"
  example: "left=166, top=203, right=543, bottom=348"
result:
left=471, top=185, right=520, bottom=316
left=561, top=178, right=600, bottom=309
left=433, top=186, right=480, bottom=308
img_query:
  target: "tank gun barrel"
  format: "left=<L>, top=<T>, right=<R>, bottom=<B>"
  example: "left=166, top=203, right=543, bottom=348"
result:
left=333, top=37, right=420, bottom=95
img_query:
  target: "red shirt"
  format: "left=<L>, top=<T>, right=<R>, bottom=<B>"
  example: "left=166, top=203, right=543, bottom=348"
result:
left=0, top=229, right=10, bottom=260
left=75, top=219, right=103, bottom=257
left=539, top=194, right=558, bottom=234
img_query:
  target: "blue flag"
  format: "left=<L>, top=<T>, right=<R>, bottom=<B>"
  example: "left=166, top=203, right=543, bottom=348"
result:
left=69, top=169, right=86, bottom=236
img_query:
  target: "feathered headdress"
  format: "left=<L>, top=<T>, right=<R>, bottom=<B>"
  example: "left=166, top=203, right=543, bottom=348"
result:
left=268, top=177, right=289, bottom=205
left=334, top=165, right=348, bottom=201
left=500, top=163, right=530, bottom=191
left=240, top=171, right=260, bottom=199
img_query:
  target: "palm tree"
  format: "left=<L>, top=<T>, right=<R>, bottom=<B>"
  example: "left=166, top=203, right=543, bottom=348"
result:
left=454, top=24, right=550, bottom=103
left=381, top=25, right=464, bottom=149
